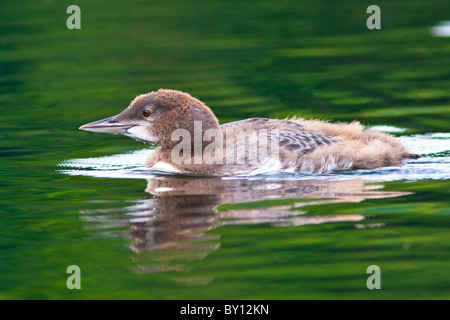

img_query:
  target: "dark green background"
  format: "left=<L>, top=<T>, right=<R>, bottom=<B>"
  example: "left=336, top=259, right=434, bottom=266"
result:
left=0, top=0, right=449, bottom=299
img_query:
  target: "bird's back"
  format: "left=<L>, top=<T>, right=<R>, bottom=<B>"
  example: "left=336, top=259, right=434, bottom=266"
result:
left=219, top=117, right=414, bottom=174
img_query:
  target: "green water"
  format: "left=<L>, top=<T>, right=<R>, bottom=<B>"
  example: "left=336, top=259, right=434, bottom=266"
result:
left=1, top=0, right=449, bottom=299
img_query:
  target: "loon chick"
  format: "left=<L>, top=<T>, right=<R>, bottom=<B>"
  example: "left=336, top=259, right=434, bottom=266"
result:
left=79, top=89, right=415, bottom=176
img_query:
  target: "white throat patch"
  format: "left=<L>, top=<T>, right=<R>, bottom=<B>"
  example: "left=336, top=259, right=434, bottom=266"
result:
left=126, top=126, right=157, bottom=143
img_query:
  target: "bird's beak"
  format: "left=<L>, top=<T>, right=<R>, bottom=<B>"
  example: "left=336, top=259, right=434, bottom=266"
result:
left=79, top=116, right=133, bottom=134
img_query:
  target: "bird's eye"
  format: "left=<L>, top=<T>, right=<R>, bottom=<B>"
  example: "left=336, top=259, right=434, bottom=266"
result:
left=143, top=109, right=151, bottom=117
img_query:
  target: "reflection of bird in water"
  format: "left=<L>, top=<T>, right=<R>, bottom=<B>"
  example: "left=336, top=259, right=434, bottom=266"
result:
left=82, top=176, right=410, bottom=259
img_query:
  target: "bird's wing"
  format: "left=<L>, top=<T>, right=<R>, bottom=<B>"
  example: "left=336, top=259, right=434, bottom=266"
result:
left=269, top=130, right=334, bottom=154
left=220, top=118, right=305, bottom=131
left=221, top=128, right=335, bottom=166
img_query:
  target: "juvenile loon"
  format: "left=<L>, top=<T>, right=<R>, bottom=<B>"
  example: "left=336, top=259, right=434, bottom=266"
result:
left=79, top=89, right=415, bottom=176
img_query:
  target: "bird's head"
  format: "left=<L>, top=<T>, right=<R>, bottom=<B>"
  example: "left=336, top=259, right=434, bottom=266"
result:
left=79, top=89, right=221, bottom=149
